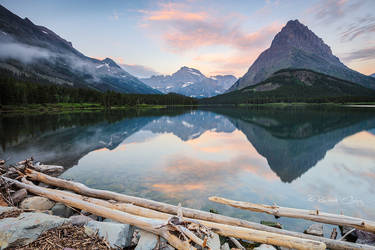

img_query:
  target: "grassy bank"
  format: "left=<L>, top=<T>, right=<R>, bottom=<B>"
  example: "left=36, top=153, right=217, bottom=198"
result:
left=0, top=103, right=168, bottom=113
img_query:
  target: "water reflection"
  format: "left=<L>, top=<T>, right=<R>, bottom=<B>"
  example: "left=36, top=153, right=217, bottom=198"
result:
left=1, top=107, right=375, bottom=232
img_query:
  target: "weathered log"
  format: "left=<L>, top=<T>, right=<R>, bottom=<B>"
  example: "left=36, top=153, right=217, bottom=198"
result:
left=33, top=164, right=64, bottom=176
left=2, top=177, right=195, bottom=250
left=209, top=196, right=375, bottom=234
left=25, top=169, right=374, bottom=250
left=6, top=177, right=327, bottom=250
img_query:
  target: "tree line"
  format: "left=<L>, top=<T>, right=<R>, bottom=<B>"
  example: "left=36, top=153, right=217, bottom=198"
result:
left=0, top=69, right=198, bottom=106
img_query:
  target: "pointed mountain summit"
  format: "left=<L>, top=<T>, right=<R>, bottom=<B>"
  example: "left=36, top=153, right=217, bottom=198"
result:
left=228, top=20, right=375, bottom=91
left=101, top=58, right=122, bottom=69
left=142, top=66, right=237, bottom=97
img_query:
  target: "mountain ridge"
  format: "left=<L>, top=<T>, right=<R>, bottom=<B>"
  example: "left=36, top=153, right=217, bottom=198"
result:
left=142, top=66, right=237, bottom=97
left=0, top=4, right=160, bottom=94
left=203, top=68, right=375, bottom=104
left=228, top=19, right=375, bottom=91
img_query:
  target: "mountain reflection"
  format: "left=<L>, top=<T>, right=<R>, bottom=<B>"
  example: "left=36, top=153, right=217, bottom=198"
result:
left=1, top=107, right=375, bottom=182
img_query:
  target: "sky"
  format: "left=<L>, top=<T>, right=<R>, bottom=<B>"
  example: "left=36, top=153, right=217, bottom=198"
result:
left=1, top=0, right=374, bottom=78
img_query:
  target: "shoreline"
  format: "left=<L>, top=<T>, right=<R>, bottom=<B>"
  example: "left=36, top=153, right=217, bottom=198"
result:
left=2, top=102, right=375, bottom=114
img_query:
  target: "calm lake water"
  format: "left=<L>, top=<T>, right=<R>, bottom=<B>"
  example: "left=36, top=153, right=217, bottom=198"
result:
left=1, top=107, right=375, bottom=234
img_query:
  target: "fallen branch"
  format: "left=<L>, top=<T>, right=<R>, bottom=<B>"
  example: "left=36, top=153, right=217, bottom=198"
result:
left=209, top=196, right=375, bottom=233
left=2, top=177, right=194, bottom=250
left=10, top=176, right=327, bottom=250
left=25, top=169, right=374, bottom=250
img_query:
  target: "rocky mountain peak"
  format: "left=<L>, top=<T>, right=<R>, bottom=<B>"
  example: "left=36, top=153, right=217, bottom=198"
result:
left=227, top=19, right=375, bottom=91
left=101, top=58, right=121, bottom=69
left=270, top=19, right=334, bottom=59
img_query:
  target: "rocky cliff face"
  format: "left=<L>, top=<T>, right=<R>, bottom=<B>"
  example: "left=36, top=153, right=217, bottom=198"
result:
left=142, top=67, right=236, bottom=97
left=228, top=20, right=375, bottom=91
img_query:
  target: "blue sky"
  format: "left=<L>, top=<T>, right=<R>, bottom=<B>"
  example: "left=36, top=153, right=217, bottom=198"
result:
left=1, top=0, right=374, bottom=77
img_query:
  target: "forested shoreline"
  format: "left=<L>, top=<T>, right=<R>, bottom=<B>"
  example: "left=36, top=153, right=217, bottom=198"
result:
left=0, top=70, right=197, bottom=107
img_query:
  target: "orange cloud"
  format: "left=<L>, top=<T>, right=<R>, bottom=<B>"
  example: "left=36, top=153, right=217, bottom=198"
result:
left=140, top=3, right=281, bottom=51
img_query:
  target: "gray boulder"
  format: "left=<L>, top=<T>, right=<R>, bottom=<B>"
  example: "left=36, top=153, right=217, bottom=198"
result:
left=85, top=221, right=134, bottom=248
left=0, top=212, right=68, bottom=249
left=51, top=203, right=74, bottom=218
left=135, top=230, right=159, bottom=250
left=0, top=206, right=19, bottom=215
left=304, top=223, right=324, bottom=237
left=20, top=196, right=55, bottom=210
left=69, top=215, right=93, bottom=226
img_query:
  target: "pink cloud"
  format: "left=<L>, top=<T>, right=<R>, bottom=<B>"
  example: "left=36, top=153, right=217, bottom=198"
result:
left=140, top=3, right=281, bottom=51
left=138, top=2, right=283, bottom=77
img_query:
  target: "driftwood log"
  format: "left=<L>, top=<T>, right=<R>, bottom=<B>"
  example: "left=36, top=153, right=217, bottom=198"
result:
left=2, top=177, right=197, bottom=250
left=23, top=169, right=375, bottom=250
left=209, top=196, right=375, bottom=233
left=4, top=177, right=326, bottom=250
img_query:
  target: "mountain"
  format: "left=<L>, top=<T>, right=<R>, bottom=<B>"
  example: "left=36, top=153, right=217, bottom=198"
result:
left=203, top=69, right=375, bottom=104
left=141, top=66, right=236, bottom=97
left=371, top=73, right=375, bottom=78
left=228, top=20, right=375, bottom=92
left=212, top=107, right=375, bottom=182
left=0, top=4, right=159, bottom=94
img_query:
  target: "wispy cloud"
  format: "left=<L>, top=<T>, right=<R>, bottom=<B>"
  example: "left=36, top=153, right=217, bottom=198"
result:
left=308, top=0, right=365, bottom=24
left=138, top=2, right=281, bottom=76
left=340, top=15, right=375, bottom=42
left=120, top=64, right=159, bottom=78
left=342, top=46, right=375, bottom=62
left=140, top=2, right=280, bottom=51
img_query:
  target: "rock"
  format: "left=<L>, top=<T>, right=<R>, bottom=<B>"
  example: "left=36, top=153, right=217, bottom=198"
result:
left=354, top=229, right=375, bottom=245
left=10, top=189, right=27, bottom=205
left=0, top=206, right=17, bottom=214
left=260, top=220, right=282, bottom=229
left=207, top=232, right=220, bottom=250
left=254, top=244, right=277, bottom=250
left=81, top=210, right=98, bottom=221
left=304, top=223, right=324, bottom=237
left=0, top=212, right=68, bottom=249
left=85, top=221, right=134, bottom=248
left=103, top=218, right=120, bottom=223
left=51, top=203, right=74, bottom=218
left=221, top=242, right=230, bottom=250
left=135, top=230, right=159, bottom=250
left=69, top=215, right=93, bottom=226
left=20, top=196, right=55, bottom=210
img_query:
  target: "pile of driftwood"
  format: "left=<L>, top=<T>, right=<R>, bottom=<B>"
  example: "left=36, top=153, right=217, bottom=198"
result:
left=1, top=159, right=375, bottom=250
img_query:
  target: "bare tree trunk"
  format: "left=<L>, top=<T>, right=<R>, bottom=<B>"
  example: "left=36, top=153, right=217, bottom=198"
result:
left=209, top=196, right=375, bottom=233
left=24, top=169, right=375, bottom=250
left=5, top=177, right=327, bottom=250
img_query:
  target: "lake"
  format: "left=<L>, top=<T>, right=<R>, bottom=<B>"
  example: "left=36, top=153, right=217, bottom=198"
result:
left=1, top=106, right=375, bottom=235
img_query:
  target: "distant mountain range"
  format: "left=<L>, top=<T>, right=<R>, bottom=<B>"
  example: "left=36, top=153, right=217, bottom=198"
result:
left=0, top=5, right=159, bottom=94
left=228, top=20, right=375, bottom=92
left=204, top=68, right=375, bottom=104
left=141, top=66, right=237, bottom=97
left=371, top=73, right=375, bottom=78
